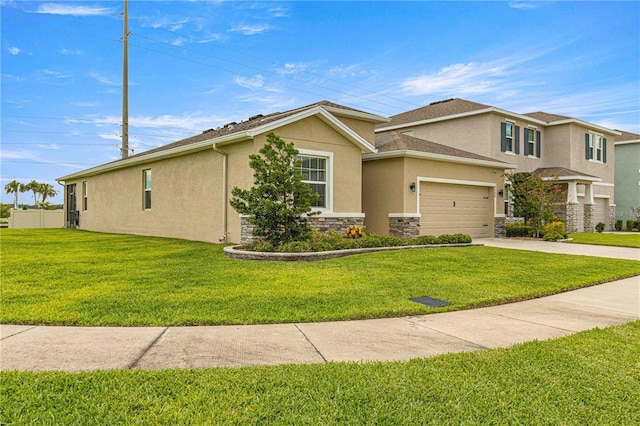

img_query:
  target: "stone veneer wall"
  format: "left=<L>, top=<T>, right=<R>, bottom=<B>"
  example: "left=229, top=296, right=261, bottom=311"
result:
left=583, top=204, right=595, bottom=233
left=607, top=205, right=616, bottom=231
left=240, top=215, right=364, bottom=246
left=494, top=216, right=524, bottom=237
left=565, top=203, right=579, bottom=234
left=389, top=216, right=420, bottom=239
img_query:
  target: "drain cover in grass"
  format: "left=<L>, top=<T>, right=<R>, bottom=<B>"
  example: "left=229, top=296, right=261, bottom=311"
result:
left=410, top=296, right=452, bottom=308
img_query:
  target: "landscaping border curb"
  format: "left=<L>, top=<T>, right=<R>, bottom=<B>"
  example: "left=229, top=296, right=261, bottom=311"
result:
left=223, top=243, right=483, bottom=261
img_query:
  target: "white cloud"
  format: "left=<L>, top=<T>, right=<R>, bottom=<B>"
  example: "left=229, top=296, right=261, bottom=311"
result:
left=235, top=74, right=265, bottom=90
left=278, top=62, right=308, bottom=75
left=228, top=24, right=273, bottom=36
left=34, top=3, right=114, bottom=16
left=508, top=2, right=538, bottom=9
left=8, top=47, right=21, bottom=55
left=329, top=64, right=376, bottom=78
left=197, top=34, right=223, bottom=44
left=171, top=37, right=187, bottom=47
left=235, top=94, right=297, bottom=111
left=90, top=72, right=120, bottom=86
left=61, top=48, right=84, bottom=56
left=400, top=61, right=509, bottom=96
left=71, top=101, right=101, bottom=107
left=269, top=7, right=289, bottom=18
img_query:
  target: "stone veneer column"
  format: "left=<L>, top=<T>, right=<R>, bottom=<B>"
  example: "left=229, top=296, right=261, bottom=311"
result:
left=608, top=205, right=616, bottom=231
left=388, top=215, right=420, bottom=239
left=583, top=203, right=595, bottom=233
left=565, top=203, right=579, bottom=234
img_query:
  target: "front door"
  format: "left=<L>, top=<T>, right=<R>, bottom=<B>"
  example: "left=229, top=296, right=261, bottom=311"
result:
left=66, top=184, right=77, bottom=228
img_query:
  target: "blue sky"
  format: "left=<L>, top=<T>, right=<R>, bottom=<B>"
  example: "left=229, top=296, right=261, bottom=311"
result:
left=2, top=0, right=639, bottom=205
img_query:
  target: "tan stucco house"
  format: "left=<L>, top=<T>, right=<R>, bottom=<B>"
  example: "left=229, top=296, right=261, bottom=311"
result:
left=375, top=98, right=620, bottom=233
left=58, top=98, right=625, bottom=243
left=58, top=101, right=388, bottom=244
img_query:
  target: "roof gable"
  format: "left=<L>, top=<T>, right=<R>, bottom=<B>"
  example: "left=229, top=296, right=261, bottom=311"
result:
left=58, top=101, right=383, bottom=181
left=378, top=98, right=492, bottom=130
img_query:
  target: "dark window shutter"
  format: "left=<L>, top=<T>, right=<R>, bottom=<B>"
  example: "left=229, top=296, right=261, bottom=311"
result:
left=585, top=134, right=590, bottom=159
left=536, top=131, right=541, bottom=157
left=514, top=126, right=520, bottom=154
left=523, top=129, right=530, bottom=155
left=603, top=138, right=607, bottom=163
left=500, top=122, right=507, bottom=152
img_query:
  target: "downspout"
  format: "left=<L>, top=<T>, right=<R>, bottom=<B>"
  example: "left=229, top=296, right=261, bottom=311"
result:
left=213, top=144, right=228, bottom=242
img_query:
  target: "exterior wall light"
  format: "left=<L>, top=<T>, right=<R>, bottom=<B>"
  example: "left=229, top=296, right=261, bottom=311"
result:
left=498, top=189, right=504, bottom=197
left=410, top=182, right=416, bottom=192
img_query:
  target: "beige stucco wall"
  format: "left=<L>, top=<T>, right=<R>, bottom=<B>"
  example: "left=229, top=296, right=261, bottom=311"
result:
left=565, top=123, right=615, bottom=185
left=362, top=157, right=405, bottom=235
left=67, top=148, right=224, bottom=242
left=362, top=156, right=506, bottom=235
left=409, top=114, right=494, bottom=157
left=64, top=113, right=373, bottom=244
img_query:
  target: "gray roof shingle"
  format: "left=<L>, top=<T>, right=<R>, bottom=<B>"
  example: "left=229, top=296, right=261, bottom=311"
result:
left=375, top=131, right=510, bottom=164
left=377, top=98, right=491, bottom=129
left=615, top=130, right=640, bottom=142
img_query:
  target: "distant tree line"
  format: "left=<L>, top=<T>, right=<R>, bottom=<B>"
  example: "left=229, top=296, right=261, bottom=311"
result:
left=4, top=180, right=60, bottom=210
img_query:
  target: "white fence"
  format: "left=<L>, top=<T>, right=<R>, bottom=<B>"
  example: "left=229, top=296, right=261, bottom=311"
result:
left=8, top=210, right=65, bottom=229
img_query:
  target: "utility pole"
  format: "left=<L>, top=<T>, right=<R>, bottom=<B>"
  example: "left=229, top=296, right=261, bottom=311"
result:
left=121, top=0, right=129, bottom=159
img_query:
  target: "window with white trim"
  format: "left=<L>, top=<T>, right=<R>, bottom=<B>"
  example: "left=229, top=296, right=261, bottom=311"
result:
left=500, top=121, right=519, bottom=154
left=505, top=122, right=514, bottom=152
left=143, top=169, right=152, bottom=210
left=298, top=155, right=327, bottom=208
left=586, top=133, right=606, bottom=163
left=82, top=181, right=88, bottom=211
left=526, top=128, right=535, bottom=155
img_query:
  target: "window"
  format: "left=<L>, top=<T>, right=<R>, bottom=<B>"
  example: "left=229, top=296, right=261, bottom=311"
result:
left=143, top=169, right=152, bottom=210
left=297, top=153, right=329, bottom=209
left=501, top=122, right=519, bottom=154
left=524, top=128, right=540, bottom=157
left=82, top=181, right=88, bottom=211
left=585, top=133, right=607, bottom=163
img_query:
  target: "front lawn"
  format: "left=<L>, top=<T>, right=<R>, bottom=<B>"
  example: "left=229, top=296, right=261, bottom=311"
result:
left=568, top=232, right=640, bottom=248
left=2, top=229, right=639, bottom=326
left=2, top=321, right=639, bottom=424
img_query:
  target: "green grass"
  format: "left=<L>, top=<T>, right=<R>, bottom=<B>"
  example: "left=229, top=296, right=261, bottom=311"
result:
left=2, top=321, right=639, bottom=425
left=568, top=232, right=640, bottom=248
left=2, top=229, right=640, bottom=326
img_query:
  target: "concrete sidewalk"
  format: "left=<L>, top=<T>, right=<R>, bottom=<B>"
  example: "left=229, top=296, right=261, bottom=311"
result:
left=2, top=276, right=638, bottom=372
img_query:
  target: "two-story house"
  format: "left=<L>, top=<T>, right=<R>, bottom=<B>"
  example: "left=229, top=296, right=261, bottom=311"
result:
left=374, top=98, right=619, bottom=233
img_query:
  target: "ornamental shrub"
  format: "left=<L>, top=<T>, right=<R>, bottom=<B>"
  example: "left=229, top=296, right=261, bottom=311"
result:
left=615, top=220, right=623, bottom=231
left=626, top=220, right=636, bottom=231
left=542, top=221, right=568, bottom=241
left=409, top=235, right=439, bottom=245
left=506, top=223, right=533, bottom=237
left=595, top=222, right=606, bottom=233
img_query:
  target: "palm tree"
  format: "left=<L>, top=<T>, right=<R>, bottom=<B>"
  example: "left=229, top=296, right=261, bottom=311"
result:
left=25, top=180, right=41, bottom=207
left=39, top=183, right=58, bottom=204
left=4, top=180, right=22, bottom=209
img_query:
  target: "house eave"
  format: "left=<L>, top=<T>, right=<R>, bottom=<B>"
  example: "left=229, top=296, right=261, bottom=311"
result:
left=375, top=107, right=550, bottom=133
left=546, top=119, right=620, bottom=135
left=362, top=150, right=517, bottom=169
left=56, top=134, right=246, bottom=181
left=614, top=139, right=640, bottom=146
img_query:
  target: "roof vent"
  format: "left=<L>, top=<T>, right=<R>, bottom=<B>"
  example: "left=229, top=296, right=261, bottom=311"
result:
left=429, top=98, right=455, bottom=106
left=202, top=128, right=215, bottom=134
left=224, top=121, right=237, bottom=130
left=248, top=114, right=264, bottom=121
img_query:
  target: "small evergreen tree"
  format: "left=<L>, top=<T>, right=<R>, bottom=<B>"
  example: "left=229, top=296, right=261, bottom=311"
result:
left=230, top=132, right=319, bottom=247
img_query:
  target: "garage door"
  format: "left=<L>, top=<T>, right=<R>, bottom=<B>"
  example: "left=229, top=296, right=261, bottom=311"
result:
left=419, top=182, right=491, bottom=238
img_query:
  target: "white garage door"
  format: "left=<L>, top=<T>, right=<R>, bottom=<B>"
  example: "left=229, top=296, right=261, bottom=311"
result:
left=419, top=182, right=491, bottom=238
